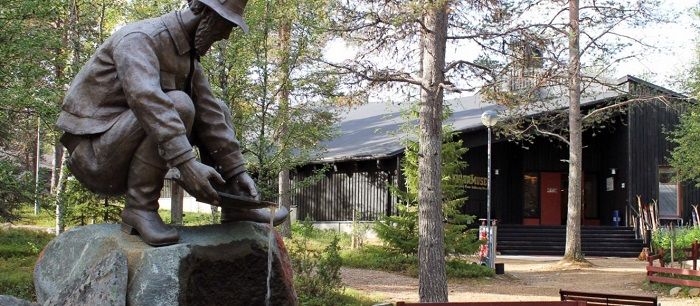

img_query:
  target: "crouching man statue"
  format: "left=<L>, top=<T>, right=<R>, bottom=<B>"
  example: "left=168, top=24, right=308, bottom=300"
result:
left=56, top=0, right=288, bottom=246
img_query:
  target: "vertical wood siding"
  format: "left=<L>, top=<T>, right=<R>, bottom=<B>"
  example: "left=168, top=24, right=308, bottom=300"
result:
left=292, top=160, right=398, bottom=221
left=627, top=93, right=699, bottom=221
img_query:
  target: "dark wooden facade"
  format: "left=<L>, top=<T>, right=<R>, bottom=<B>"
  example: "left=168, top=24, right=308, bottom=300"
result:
left=292, top=158, right=399, bottom=221
left=292, top=78, right=694, bottom=226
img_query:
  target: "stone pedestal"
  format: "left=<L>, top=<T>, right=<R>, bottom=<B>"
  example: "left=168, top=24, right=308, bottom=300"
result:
left=34, top=223, right=297, bottom=306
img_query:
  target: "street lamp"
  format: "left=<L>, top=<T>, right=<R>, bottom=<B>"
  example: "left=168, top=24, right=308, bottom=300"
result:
left=481, top=110, right=498, bottom=269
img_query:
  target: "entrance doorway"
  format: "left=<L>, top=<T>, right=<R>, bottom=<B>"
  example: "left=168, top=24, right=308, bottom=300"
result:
left=522, top=172, right=599, bottom=225
left=540, top=172, right=564, bottom=225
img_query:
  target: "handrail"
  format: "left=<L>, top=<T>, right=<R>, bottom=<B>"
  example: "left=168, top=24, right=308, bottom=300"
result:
left=627, top=202, right=652, bottom=229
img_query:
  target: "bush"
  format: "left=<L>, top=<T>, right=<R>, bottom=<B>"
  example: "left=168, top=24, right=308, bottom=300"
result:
left=0, top=228, right=53, bottom=301
left=446, top=260, right=494, bottom=278
left=374, top=128, right=481, bottom=256
left=341, top=245, right=494, bottom=278
left=62, top=177, right=123, bottom=225
left=0, top=160, right=34, bottom=222
left=0, top=257, right=37, bottom=300
left=341, top=245, right=416, bottom=274
left=652, top=226, right=700, bottom=262
left=290, top=219, right=351, bottom=249
left=288, top=220, right=345, bottom=306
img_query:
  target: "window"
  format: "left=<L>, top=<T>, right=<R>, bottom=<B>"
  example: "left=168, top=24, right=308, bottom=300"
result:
left=658, top=167, right=680, bottom=218
left=522, top=173, right=539, bottom=218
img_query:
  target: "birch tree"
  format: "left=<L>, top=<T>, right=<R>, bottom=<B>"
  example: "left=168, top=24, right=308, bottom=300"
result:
left=483, top=0, right=666, bottom=262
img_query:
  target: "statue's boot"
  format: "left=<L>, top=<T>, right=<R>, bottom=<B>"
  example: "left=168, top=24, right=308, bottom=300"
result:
left=121, top=138, right=179, bottom=247
left=221, top=206, right=290, bottom=226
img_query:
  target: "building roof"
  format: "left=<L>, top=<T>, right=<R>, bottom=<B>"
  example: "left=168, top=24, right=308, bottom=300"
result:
left=315, top=76, right=681, bottom=163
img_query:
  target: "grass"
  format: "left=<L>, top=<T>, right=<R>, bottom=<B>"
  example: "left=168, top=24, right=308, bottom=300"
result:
left=290, top=221, right=352, bottom=250
left=341, top=245, right=494, bottom=279
left=0, top=228, right=53, bottom=301
left=332, top=288, right=385, bottom=306
left=10, top=206, right=215, bottom=228
left=158, top=209, right=218, bottom=226
left=12, top=206, right=55, bottom=227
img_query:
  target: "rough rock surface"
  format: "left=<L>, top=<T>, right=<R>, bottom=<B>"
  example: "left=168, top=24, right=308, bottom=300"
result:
left=688, top=288, right=700, bottom=297
left=42, top=250, right=127, bottom=306
left=34, top=223, right=297, bottom=306
left=669, top=286, right=682, bottom=296
left=0, top=295, right=39, bottom=306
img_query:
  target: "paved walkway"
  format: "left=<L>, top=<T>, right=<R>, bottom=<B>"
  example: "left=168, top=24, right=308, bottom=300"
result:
left=342, top=256, right=700, bottom=305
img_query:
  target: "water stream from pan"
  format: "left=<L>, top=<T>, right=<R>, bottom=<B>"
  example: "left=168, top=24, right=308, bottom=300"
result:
left=265, top=203, right=278, bottom=306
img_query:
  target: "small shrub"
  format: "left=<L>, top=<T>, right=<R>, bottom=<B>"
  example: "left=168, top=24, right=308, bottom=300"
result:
left=0, top=228, right=53, bottom=301
left=290, top=218, right=351, bottom=249
left=652, top=226, right=700, bottom=263
left=0, top=160, right=34, bottom=222
left=341, top=245, right=416, bottom=274
left=62, top=177, right=123, bottom=225
left=0, top=257, right=36, bottom=300
left=446, top=260, right=494, bottom=278
left=288, top=220, right=345, bottom=306
left=374, top=124, right=481, bottom=257
left=342, top=245, right=493, bottom=278
left=350, top=211, right=369, bottom=249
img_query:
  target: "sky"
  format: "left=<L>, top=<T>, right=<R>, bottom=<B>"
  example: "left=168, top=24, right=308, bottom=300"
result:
left=324, top=0, right=700, bottom=96
left=616, top=0, right=699, bottom=92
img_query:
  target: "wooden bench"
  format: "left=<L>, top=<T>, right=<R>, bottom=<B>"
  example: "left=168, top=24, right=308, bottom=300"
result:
left=560, top=289, right=658, bottom=306
left=396, top=302, right=587, bottom=306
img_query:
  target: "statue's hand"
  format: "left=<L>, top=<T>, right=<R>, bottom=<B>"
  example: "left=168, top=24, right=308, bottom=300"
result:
left=227, top=172, right=259, bottom=200
left=175, top=159, right=225, bottom=205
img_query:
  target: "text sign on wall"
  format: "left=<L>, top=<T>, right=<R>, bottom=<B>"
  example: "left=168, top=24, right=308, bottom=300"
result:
left=464, top=174, right=488, bottom=190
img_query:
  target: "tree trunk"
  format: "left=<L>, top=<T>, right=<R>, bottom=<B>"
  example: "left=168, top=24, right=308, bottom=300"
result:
left=276, top=17, right=293, bottom=238
left=34, top=118, right=41, bottom=215
left=278, top=169, right=291, bottom=237
left=417, top=1, right=448, bottom=302
left=563, top=0, right=584, bottom=262
left=50, top=141, right=64, bottom=194
left=55, top=151, right=68, bottom=235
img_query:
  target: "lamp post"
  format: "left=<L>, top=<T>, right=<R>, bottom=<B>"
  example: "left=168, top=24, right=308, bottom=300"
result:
left=481, top=110, right=498, bottom=269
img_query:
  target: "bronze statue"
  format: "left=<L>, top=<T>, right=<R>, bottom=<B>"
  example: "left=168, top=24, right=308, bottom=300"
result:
left=56, top=0, right=288, bottom=246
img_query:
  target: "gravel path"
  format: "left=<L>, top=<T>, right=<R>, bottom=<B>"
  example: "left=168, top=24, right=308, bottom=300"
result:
left=342, top=256, right=700, bottom=305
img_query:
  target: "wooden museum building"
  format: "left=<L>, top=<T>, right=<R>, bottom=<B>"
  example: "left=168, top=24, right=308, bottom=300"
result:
left=290, top=76, right=695, bottom=256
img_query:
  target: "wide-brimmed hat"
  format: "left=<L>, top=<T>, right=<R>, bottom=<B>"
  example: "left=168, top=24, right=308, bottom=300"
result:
left=199, top=0, right=249, bottom=33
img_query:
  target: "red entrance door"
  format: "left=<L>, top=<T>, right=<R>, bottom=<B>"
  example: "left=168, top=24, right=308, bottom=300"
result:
left=540, top=172, right=562, bottom=225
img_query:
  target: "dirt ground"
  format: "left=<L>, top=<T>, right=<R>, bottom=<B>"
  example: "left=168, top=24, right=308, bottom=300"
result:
left=341, top=256, right=700, bottom=305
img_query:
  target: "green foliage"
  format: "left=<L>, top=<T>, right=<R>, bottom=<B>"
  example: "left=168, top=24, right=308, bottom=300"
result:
left=373, top=204, right=419, bottom=254
left=446, top=260, right=494, bottom=278
left=341, top=245, right=416, bottom=274
left=670, top=102, right=700, bottom=186
left=199, top=0, right=341, bottom=199
left=290, top=219, right=351, bottom=249
left=159, top=209, right=219, bottom=226
left=375, top=106, right=480, bottom=256
left=341, top=245, right=494, bottom=279
left=326, top=288, right=384, bottom=306
left=651, top=226, right=700, bottom=262
left=61, top=176, right=123, bottom=226
left=288, top=220, right=345, bottom=306
left=124, top=0, right=183, bottom=21
left=0, top=228, right=53, bottom=301
left=0, top=160, right=34, bottom=222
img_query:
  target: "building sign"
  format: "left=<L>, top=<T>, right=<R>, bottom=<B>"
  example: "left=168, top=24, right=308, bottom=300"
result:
left=464, top=174, right=488, bottom=190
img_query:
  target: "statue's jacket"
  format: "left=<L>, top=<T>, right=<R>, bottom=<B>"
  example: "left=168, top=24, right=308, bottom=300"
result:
left=56, top=12, right=245, bottom=178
